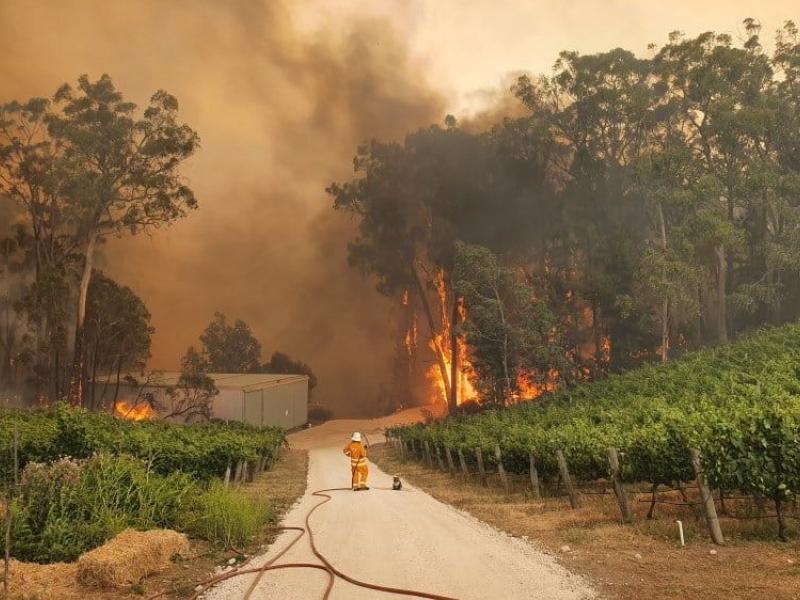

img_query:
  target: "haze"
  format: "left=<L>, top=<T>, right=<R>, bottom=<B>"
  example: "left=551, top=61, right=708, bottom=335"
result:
left=0, top=0, right=795, bottom=415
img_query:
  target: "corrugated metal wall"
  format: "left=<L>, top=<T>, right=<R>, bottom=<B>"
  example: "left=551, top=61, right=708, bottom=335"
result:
left=240, top=379, right=308, bottom=429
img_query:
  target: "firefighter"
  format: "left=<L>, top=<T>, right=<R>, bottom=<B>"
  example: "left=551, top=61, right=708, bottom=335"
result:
left=343, top=431, right=369, bottom=490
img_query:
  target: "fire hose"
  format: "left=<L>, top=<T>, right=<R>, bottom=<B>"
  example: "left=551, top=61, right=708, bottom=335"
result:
left=187, top=486, right=462, bottom=600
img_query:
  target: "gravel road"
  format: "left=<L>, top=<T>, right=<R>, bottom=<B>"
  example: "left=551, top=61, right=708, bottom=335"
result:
left=204, top=411, right=595, bottom=600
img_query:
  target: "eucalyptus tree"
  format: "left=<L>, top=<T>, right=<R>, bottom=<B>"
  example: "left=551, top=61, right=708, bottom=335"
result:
left=44, top=74, right=198, bottom=405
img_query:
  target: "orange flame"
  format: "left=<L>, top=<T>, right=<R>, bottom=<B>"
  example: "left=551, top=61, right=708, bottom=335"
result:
left=114, top=401, right=156, bottom=421
left=426, top=270, right=478, bottom=406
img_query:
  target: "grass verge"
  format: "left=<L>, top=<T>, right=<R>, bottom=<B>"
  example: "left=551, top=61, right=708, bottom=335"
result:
left=373, top=444, right=800, bottom=600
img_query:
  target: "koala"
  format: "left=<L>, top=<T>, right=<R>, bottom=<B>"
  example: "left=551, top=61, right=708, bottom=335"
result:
left=392, top=475, right=403, bottom=490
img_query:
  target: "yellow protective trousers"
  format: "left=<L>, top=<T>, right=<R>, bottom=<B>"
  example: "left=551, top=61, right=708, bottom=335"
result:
left=351, top=459, right=368, bottom=489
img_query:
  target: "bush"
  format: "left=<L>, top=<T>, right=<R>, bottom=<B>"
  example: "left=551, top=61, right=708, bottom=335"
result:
left=8, top=454, right=199, bottom=563
left=0, top=404, right=286, bottom=483
left=181, top=481, right=270, bottom=548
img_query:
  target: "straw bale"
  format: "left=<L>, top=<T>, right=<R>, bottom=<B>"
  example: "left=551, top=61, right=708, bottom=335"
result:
left=76, top=528, right=189, bottom=588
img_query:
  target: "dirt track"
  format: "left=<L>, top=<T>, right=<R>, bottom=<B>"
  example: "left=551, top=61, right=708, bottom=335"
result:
left=204, top=410, right=595, bottom=600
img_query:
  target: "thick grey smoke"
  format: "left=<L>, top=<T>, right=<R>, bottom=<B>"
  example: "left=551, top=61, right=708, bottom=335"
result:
left=0, top=0, right=445, bottom=415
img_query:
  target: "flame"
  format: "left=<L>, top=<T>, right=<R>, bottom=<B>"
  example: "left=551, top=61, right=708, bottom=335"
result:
left=425, top=270, right=478, bottom=406
left=513, top=368, right=560, bottom=401
left=114, top=401, right=156, bottom=421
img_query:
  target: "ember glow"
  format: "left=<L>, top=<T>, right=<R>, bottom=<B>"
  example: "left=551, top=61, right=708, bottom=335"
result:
left=114, top=401, right=156, bottom=421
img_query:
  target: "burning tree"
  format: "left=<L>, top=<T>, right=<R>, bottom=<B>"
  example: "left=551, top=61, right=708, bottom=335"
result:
left=454, top=242, right=565, bottom=405
left=329, top=119, right=553, bottom=412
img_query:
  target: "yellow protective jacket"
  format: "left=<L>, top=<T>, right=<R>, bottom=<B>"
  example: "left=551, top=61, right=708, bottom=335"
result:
left=343, top=441, right=367, bottom=465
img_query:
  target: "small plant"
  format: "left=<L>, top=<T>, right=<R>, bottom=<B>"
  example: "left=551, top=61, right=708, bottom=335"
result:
left=181, top=482, right=270, bottom=548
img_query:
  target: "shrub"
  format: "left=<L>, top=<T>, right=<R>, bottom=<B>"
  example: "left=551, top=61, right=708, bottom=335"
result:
left=6, top=454, right=199, bottom=563
left=0, top=405, right=286, bottom=483
left=181, top=481, right=271, bottom=548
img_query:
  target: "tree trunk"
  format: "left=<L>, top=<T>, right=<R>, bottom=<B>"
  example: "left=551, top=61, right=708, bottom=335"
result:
left=714, top=245, right=728, bottom=345
left=89, top=334, right=100, bottom=410
left=492, top=283, right=513, bottom=403
left=449, top=292, right=459, bottom=412
left=410, top=262, right=451, bottom=404
left=112, top=356, right=123, bottom=412
left=69, top=234, right=97, bottom=406
left=657, top=202, right=669, bottom=362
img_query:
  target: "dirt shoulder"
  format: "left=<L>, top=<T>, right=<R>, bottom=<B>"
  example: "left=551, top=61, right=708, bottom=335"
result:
left=372, top=444, right=800, bottom=600
left=6, top=449, right=309, bottom=600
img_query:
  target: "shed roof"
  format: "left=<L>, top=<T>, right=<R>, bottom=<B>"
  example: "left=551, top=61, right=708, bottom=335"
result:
left=100, top=372, right=308, bottom=391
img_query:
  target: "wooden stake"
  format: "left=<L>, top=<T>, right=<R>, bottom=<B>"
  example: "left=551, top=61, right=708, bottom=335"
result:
left=399, top=439, right=406, bottom=462
left=423, top=441, right=432, bottom=468
left=476, top=447, right=487, bottom=486
left=444, top=446, right=456, bottom=475
left=223, top=463, right=232, bottom=488
left=458, top=448, right=469, bottom=477
left=494, top=445, right=509, bottom=494
left=528, top=452, right=541, bottom=499
left=607, top=447, right=632, bottom=522
left=690, top=448, right=724, bottom=545
left=435, top=445, right=445, bottom=471
left=556, top=449, right=579, bottom=509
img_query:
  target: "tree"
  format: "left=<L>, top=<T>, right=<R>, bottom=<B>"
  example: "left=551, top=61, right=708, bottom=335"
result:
left=42, top=74, right=198, bottom=406
left=262, top=351, right=317, bottom=391
left=199, top=312, right=262, bottom=373
left=159, top=346, right=218, bottom=421
left=0, top=98, right=77, bottom=398
left=454, top=242, right=564, bottom=405
left=83, top=271, right=153, bottom=409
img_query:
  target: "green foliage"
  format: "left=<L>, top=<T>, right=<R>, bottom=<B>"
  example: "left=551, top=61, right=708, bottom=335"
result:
left=454, top=241, right=564, bottom=403
left=8, top=454, right=198, bottom=563
left=0, top=404, right=285, bottom=483
left=180, top=481, right=270, bottom=549
left=390, top=323, right=800, bottom=508
left=200, top=312, right=262, bottom=373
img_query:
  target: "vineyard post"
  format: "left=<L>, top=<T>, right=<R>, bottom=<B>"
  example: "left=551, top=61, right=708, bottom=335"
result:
left=529, top=452, right=541, bottom=500
left=476, top=447, right=487, bottom=486
left=400, top=439, right=406, bottom=462
left=4, top=422, right=18, bottom=594
left=457, top=448, right=469, bottom=477
left=223, top=463, right=232, bottom=488
left=607, top=447, right=632, bottom=522
left=410, top=439, right=417, bottom=460
left=556, top=449, right=580, bottom=509
left=444, top=446, right=456, bottom=475
left=435, top=445, right=445, bottom=471
left=494, top=445, right=510, bottom=495
left=689, top=448, right=725, bottom=545
left=234, top=460, right=244, bottom=484
left=423, top=441, right=432, bottom=468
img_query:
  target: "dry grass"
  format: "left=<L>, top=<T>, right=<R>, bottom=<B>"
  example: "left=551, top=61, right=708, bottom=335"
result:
left=76, top=529, right=189, bottom=588
left=2, top=448, right=309, bottom=600
left=373, top=444, right=800, bottom=600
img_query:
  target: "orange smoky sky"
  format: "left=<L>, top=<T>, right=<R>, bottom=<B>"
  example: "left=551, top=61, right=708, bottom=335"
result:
left=0, top=0, right=796, bottom=415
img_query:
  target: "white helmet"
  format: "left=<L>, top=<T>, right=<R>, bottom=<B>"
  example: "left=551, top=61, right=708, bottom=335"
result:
left=351, top=432, right=362, bottom=442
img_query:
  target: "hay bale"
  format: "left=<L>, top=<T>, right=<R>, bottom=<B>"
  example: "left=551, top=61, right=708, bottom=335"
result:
left=77, top=528, right=189, bottom=588
left=6, top=559, right=80, bottom=600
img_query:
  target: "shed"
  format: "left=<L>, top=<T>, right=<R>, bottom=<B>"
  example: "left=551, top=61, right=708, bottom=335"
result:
left=101, top=372, right=309, bottom=429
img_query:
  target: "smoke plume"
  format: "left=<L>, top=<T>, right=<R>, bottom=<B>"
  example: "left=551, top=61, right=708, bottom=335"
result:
left=0, top=0, right=445, bottom=415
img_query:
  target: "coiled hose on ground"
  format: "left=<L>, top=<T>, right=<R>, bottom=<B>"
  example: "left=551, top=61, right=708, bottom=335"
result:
left=187, top=487, right=461, bottom=600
